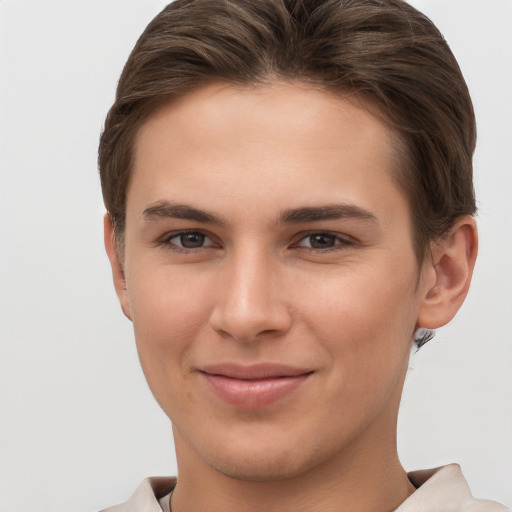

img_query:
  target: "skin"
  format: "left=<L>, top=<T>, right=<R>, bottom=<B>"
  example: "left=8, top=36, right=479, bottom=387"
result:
left=105, top=82, right=477, bottom=512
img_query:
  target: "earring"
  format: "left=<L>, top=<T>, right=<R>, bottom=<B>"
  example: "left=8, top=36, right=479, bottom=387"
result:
left=414, top=327, right=435, bottom=349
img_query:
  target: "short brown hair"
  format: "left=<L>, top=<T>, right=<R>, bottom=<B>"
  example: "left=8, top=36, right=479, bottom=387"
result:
left=99, top=0, right=476, bottom=262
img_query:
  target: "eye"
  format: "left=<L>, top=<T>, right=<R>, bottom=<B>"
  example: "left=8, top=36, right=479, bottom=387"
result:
left=163, top=231, right=217, bottom=250
left=295, top=232, right=353, bottom=250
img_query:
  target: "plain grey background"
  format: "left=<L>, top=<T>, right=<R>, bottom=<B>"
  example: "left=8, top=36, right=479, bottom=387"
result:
left=1, top=1, right=511, bottom=510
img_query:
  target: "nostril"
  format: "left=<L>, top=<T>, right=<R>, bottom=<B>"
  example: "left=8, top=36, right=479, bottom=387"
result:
left=209, top=303, right=292, bottom=343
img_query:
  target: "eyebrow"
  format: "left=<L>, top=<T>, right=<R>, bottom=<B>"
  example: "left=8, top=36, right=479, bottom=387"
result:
left=142, top=201, right=226, bottom=225
left=279, top=204, right=378, bottom=224
left=142, top=201, right=378, bottom=226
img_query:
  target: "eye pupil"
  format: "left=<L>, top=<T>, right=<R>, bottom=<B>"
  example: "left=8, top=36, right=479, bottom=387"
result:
left=180, top=232, right=205, bottom=248
left=310, top=233, right=335, bottom=248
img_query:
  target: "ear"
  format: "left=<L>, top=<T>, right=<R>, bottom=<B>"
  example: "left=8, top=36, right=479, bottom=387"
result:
left=417, top=216, right=478, bottom=330
left=103, top=213, right=133, bottom=321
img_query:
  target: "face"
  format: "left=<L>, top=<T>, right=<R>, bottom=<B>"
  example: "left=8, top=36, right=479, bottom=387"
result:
left=112, top=82, right=435, bottom=481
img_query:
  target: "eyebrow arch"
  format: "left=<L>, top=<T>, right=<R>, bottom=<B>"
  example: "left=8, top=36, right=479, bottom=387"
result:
left=142, top=201, right=226, bottom=225
left=279, top=204, right=378, bottom=223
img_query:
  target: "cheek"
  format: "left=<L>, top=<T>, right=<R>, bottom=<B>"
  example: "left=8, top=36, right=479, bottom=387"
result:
left=128, top=260, right=214, bottom=331
left=301, top=259, right=418, bottom=328
left=297, top=262, right=419, bottom=385
left=126, top=267, right=214, bottom=401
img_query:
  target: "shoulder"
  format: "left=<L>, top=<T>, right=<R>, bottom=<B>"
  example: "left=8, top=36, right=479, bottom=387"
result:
left=396, top=464, right=509, bottom=512
left=98, top=476, right=176, bottom=512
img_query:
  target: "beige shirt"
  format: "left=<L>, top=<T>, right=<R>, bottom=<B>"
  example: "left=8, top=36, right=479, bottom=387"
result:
left=99, top=464, right=509, bottom=511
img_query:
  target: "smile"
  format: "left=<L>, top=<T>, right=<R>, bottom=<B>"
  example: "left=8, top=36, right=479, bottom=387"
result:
left=199, top=364, right=313, bottom=409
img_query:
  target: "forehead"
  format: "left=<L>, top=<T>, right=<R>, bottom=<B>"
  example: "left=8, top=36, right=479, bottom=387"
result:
left=128, top=82, right=407, bottom=225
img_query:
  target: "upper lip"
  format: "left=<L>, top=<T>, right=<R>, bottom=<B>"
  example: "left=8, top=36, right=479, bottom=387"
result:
left=199, top=363, right=313, bottom=380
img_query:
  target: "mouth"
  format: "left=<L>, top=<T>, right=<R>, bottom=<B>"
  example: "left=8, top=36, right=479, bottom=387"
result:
left=198, top=363, right=313, bottom=409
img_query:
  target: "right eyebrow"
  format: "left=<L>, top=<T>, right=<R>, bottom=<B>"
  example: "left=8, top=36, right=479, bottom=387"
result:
left=142, top=201, right=226, bottom=225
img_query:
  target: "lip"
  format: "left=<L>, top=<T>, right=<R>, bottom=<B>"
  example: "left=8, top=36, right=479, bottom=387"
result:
left=198, top=363, right=313, bottom=409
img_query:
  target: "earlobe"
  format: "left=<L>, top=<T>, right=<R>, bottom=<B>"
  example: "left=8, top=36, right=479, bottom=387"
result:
left=103, top=213, right=133, bottom=321
left=417, top=217, right=478, bottom=330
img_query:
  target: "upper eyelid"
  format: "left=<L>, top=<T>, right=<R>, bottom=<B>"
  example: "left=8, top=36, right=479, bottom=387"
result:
left=158, top=229, right=220, bottom=250
left=162, top=229, right=215, bottom=241
left=293, top=230, right=356, bottom=244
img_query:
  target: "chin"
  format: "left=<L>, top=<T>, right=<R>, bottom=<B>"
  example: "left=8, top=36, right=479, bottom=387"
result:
left=205, top=451, right=309, bottom=482
left=196, top=431, right=333, bottom=483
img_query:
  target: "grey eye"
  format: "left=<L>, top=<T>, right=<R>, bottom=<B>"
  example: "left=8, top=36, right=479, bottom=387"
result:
left=161, top=230, right=217, bottom=252
left=177, top=232, right=206, bottom=248
left=307, top=233, right=336, bottom=249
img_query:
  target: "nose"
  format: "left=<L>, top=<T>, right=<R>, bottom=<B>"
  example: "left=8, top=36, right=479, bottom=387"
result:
left=209, top=247, right=292, bottom=343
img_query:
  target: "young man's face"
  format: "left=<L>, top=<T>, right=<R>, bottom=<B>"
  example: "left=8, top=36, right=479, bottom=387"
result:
left=109, top=82, right=436, bottom=481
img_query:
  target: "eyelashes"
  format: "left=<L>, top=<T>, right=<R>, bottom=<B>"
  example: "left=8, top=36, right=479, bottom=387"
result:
left=156, top=230, right=219, bottom=254
left=157, top=230, right=356, bottom=254
left=294, top=232, right=355, bottom=251
left=165, top=231, right=217, bottom=250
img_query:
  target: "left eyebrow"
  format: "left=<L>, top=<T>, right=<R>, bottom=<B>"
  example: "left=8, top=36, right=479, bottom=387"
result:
left=279, top=204, right=378, bottom=224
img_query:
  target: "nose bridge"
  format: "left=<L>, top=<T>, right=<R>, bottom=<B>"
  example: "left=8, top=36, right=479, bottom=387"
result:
left=210, top=242, right=291, bottom=342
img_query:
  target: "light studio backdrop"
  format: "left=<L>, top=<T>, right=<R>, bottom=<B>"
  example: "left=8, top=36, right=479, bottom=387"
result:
left=0, top=1, right=511, bottom=511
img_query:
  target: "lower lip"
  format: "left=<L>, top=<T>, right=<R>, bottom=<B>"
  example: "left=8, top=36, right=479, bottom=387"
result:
left=201, top=373, right=312, bottom=409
